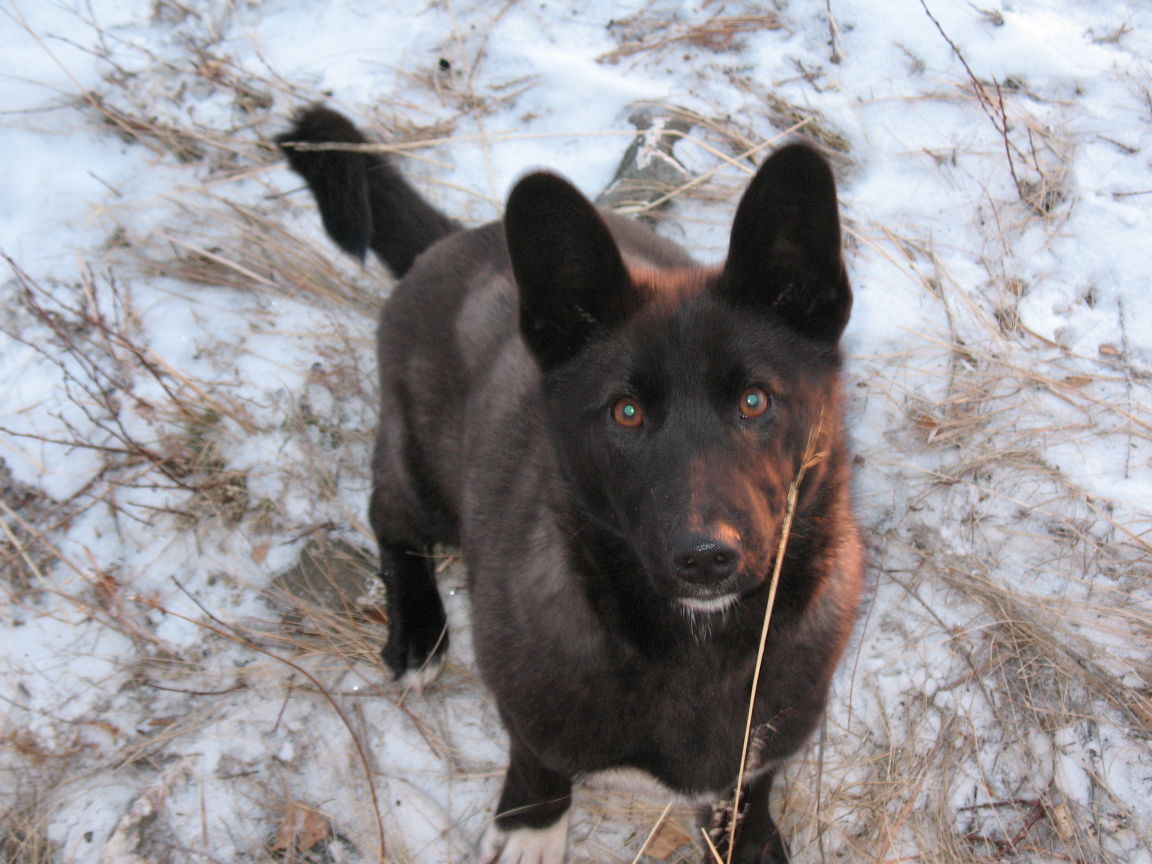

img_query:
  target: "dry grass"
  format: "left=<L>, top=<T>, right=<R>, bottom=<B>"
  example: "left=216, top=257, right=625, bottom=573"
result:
left=917, top=0, right=1073, bottom=216
left=127, top=196, right=385, bottom=318
left=780, top=207, right=1152, bottom=862
left=0, top=787, right=54, bottom=864
left=600, top=11, right=786, bottom=64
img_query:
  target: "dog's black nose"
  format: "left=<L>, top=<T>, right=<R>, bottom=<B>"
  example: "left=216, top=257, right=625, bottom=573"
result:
left=672, top=534, right=740, bottom=583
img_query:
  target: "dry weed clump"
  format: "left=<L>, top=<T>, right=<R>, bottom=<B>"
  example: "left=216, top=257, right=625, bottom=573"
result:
left=918, top=0, right=1073, bottom=217
left=801, top=204, right=1152, bottom=861
left=128, top=198, right=386, bottom=318
left=0, top=792, right=53, bottom=864
left=600, top=11, right=786, bottom=64
left=266, top=536, right=385, bottom=663
left=1, top=175, right=391, bottom=860
left=0, top=460, right=65, bottom=590
left=0, top=263, right=255, bottom=533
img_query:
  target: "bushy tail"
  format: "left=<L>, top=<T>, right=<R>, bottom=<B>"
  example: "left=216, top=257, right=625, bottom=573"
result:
left=276, top=106, right=459, bottom=279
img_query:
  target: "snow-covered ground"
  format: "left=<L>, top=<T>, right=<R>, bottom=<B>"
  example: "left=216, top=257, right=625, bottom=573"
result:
left=2, top=1, right=1151, bottom=862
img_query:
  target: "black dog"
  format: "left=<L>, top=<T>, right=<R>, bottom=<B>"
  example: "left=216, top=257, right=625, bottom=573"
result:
left=279, top=107, right=864, bottom=864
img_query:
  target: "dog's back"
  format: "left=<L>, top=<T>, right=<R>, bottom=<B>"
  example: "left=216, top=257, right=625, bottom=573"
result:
left=281, top=108, right=863, bottom=864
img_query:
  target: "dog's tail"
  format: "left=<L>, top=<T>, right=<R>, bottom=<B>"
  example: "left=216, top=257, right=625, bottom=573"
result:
left=276, top=106, right=459, bottom=279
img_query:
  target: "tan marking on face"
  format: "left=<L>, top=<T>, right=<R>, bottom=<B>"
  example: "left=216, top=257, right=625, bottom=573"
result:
left=685, top=454, right=707, bottom=533
left=711, top=521, right=742, bottom=548
left=685, top=456, right=745, bottom=547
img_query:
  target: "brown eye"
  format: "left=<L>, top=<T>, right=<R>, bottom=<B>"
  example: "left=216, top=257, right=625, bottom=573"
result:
left=739, top=387, right=770, bottom=418
left=613, top=398, right=643, bottom=427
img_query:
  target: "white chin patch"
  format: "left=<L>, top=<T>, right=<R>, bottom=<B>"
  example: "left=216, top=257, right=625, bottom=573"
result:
left=395, top=651, right=445, bottom=696
left=477, top=812, right=570, bottom=864
left=677, top=594, right=738, bottom=614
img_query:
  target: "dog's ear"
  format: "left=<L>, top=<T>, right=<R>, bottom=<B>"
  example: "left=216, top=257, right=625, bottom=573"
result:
left=505, top=173, right=638, bottom=370
left=720, top=144, right=851, bottom=343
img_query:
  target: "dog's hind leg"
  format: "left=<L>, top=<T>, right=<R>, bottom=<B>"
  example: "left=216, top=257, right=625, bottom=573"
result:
left=376, top=539, right=448, bottom=693
left=728, top=771, right=790, bottom=864
left=479, top=738, right=572, bottom=864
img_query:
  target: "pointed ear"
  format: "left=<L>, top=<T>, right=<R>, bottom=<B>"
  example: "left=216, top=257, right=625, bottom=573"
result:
left=505, top=173, right=639, bottom=370
left=720, top=144, right=851, bottom=343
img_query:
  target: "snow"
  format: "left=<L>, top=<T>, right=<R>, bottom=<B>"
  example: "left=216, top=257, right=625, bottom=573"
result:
left=2, top=0, right=1151, bottom=862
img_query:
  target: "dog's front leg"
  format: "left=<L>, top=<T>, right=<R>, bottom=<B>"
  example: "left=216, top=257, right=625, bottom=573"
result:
left=724, top=770, right=790, bottom=864
left=478, top=738, right=572, bottom=864
left=376, top=540, right=448, bottom=693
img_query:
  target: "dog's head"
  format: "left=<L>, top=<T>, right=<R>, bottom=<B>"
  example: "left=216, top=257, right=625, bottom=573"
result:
left=504, top=144, right=851, bottom=613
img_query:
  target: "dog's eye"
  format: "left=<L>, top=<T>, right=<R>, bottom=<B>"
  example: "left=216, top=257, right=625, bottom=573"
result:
left=613, top=398, right=643, bottom=428
left=739, top=387, right=770, bottom=418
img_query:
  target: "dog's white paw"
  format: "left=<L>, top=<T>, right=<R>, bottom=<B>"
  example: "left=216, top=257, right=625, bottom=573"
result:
left=476, top=812, right=570, bottom=864
left=396, top=651, right=446, bottom=696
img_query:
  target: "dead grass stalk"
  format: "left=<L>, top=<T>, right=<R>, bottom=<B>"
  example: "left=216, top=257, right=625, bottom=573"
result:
left=728, top=413, right=828, bottom=864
